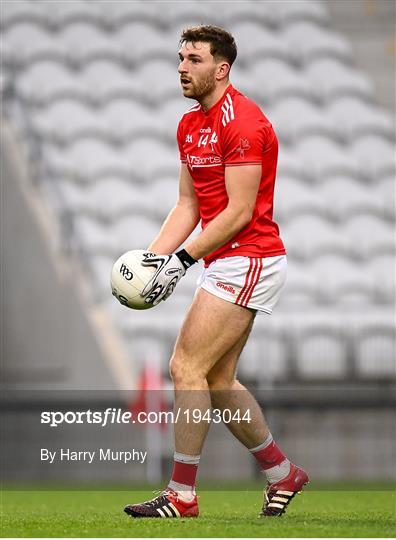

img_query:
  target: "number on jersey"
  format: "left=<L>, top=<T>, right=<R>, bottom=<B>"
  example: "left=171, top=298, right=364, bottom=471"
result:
left=198, top=132, right=218, bottom=148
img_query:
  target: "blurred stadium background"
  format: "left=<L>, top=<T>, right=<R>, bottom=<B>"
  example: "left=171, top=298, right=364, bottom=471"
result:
left=1, top=0, right=395, bottom=486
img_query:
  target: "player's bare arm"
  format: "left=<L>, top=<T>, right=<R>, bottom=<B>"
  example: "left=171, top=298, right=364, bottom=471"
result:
left=140, top=164, right=262, bottom=305
left=184, top=164, right=262, bottom=261
left=148, top=164, right=200, bottom=255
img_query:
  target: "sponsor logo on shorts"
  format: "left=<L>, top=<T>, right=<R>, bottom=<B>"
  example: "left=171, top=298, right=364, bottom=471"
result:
left=216, top=281, right=236, bottom=295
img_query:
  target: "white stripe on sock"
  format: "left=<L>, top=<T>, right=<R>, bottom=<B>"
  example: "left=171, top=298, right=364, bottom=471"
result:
left=173, top=452, right=200, bottom=464
left=249, top=433, right=273, bottom=453
left=264, top=459, right=291, bottom=484
left=168, top=480, right=194, bottom=493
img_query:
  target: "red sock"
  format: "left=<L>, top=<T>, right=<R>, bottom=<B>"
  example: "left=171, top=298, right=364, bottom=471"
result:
left=168, top=452, right=200, bottom=491
left=170, top=461, right=198, bottom=488
left=250, top=436, right=286, bottom=470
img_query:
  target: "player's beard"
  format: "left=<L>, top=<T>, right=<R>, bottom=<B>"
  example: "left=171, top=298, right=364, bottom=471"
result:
left=182, top=69, right=216, bottom=102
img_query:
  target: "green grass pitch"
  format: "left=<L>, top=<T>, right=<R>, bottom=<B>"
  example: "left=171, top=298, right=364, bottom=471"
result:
left=1, top=483, right=395, bottom=537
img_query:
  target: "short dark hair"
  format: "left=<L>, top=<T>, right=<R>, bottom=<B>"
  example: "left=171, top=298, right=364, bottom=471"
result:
left=180, top=25, right=237, bottom=66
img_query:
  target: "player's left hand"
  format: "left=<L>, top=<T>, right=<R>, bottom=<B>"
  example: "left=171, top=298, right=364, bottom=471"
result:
left=141, top=249, right=197, bottom=305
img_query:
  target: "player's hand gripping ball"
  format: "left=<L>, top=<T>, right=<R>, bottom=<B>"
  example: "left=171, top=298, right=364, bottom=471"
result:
left=140, top=252, right=187, bottom=306
left=111, top=249, right=197, bottom=309
left=111, top=250, right=158, bottom=310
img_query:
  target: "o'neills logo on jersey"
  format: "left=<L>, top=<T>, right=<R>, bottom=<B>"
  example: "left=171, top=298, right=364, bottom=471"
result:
left=187, top=154, right=222, bottom=168
left=216, top=281, right=236, bottom=295
left=200, top=127, right=212, bottom=133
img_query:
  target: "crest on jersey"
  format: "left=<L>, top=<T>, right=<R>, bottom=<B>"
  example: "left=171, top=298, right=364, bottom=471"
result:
left=236, top=138, right=251, bottom=158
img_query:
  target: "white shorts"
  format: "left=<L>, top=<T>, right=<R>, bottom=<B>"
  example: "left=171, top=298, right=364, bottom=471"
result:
left=196, top=255, right=287, bottom=314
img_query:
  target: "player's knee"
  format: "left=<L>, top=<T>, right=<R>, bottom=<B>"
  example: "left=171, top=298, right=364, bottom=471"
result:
left=169, top=355, right=180, bottom=383
left=169, top=342, right=186, bottom=382
left=169, top=352, right=203, bottom=387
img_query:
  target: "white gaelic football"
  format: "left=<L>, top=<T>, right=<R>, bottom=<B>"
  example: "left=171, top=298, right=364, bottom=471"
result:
left=111, top=250, right=156, bottom=310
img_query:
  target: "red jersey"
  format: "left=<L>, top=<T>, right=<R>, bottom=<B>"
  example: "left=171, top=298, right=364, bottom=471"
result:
left=177, top=84, right=286, bottom=266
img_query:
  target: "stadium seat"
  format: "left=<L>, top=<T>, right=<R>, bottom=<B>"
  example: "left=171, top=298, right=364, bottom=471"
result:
left=56, top=179, right=93, bottom=215
left=147, top=178, right=179, bottom=220
left=228, top=65, right=257, bottom=99
left=281, top=214, right=348, bottom=260
left=2, top=23, right=69, bottom=68
left=162, top=1, right=217, bottom=29
left=240, top=331, right=289, bottom=381
left=72, top=215, right=115, bottom=255
left=379, top=175, right=396, bottom=220
left=111, top=215, right=161, bottom=255
left=229, top=22, right=289, bottom=64
left=276, top=145, right=306, bottom=182
left=318, top=176, right=394, bottom=221
left=275, top=175, right=327, bottom=222
left=60, top=178, right=151, bottom=221
left=281, top=259, right=319, bottom=306
left=328, top=96, right=395, bottom=142
left=79, top=59, right=178, bottom=107
left=16, top=61, right=88, bottom=106
left=117, top=22, right=171, bottom=65
left=44, top=139, right=135, bottom=182
left=136, top=60, right=181, bottom=104
left=157, top=97, right=193, bottom=141
left=103, top=99, right=155, bottom=143
left=344, top=214, right=396, bottom=260
left=48, top=1, right=104, bottom=30
left=82, top=60, right=141, bottom=105
left=73, top=214, right=160, bottom=257
left=128, top=138, right=178, bottom=179
left=102, top=0, right=161, bottom=29
left=221, top=0, right=275, bottom=28
left=31, top=100, right=109, bottom=144
left=296, top=326, right=348, bottom=379
left=368, top=254, right=395, bottom=305
left=355, top=326, right=396, bottom=379
left=250, top=59, right=313, bottom=103
left=312, top=254, right=375, bottom=306
left=306, top=58, right=375, bottom=102
left=274, top=0, right=329, bottom=28
left=282, top=22, right=353, bottom=65
left=296, top=135, right=360, bottom=180
left=65, top=177, right=172, bottom=222
left=270, top=97, right=336, bottom=143
left=59, top=23, right=126, bottom=68
left=1, top=0, right=51, bottom=30
left=350, top=135, right=396, bottom=180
